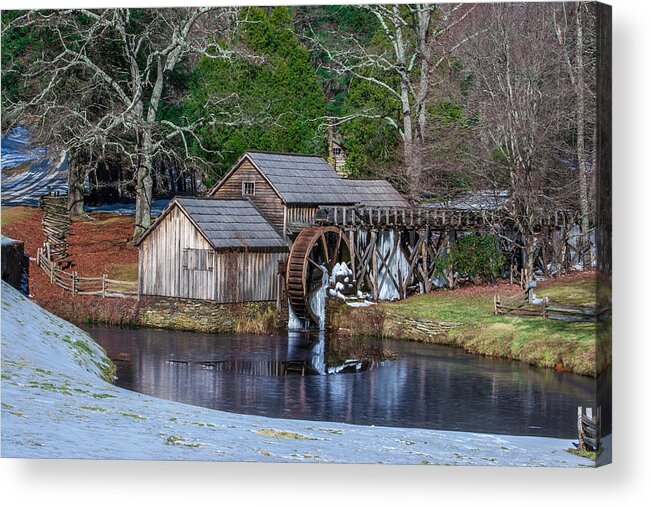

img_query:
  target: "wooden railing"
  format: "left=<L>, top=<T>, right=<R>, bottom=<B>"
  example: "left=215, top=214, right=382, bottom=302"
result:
left=493, top=291, right=609, bottom=323
left=316, top=205, right=579, bottom=231
left=37, top=246, right=137, bottom=298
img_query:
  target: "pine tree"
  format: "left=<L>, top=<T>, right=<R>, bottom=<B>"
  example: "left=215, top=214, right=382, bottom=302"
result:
left=185, top=7, right=327, bottom=184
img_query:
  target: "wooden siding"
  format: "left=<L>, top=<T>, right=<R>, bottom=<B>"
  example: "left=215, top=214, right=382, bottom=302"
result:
left=140, top=206, right=215, bottom=300
left=211, top=159, right=286, bottom=231
left=139, top=205, right=286, bottom=302
left=214, top=251, right=286, bottom=303
left=286, top=206, right=317, bottom=232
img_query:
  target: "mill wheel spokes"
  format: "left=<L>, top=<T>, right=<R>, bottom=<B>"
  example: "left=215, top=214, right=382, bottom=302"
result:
left=286, top=226, right=351, bottom=326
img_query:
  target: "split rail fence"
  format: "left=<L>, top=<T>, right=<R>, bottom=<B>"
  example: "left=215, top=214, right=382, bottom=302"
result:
left=493, top=291, right=609, bottom=323
left=36, top=246, right=137, bottom=298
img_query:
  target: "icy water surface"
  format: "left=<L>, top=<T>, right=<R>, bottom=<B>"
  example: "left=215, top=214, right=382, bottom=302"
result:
left=87, top=328, right=595, bottom=438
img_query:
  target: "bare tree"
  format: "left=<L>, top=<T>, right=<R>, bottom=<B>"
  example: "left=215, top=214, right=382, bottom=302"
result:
left=3, top=7, right=245, bottom=239
left=460, top=3, right=578, bottom=279
left=305, top=3, right=476, bottom=199
left=554, top=2, right=597, bottom=269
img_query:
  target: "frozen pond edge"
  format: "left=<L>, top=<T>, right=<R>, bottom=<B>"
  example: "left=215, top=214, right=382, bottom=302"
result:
left=0, top=282, right=592, bottom=466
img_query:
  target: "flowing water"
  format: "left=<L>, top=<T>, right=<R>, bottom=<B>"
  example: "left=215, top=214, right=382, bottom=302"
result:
left=87, top=327, right=596, bottom=438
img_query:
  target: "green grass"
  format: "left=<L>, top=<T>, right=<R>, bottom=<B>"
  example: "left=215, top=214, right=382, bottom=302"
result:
left=255, top=429, right=316, bottom=440
left=373, top=274, right=607, bottom=376
left=567, top=447, right=600, bottom=461
left=80, top=406, right=107, bottom=412
left=535, top=276, right=597, bottom=305
left=164, top=435, right=204, bottom=448
left=1, top=206, right=37, bottom=227
left=119, top=412, right=146, bottom=420
left=106, top=262, right=138, bottom=282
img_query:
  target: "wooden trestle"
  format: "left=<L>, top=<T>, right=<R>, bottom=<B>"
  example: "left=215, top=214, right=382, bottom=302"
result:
left=317, top=205, right=579, bottom=300
left=286, top=205, right=582, bottom=325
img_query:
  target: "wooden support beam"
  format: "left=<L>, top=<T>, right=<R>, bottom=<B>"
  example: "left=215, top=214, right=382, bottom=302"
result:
left=403, top=231, right=425, bottom=298
left=349, top=230, right=356, bottom=286
left=356, top=234, right=375, bottom=287
left=376, top=232, right=401, bottom=297
left=422, top=226, right=431, bottom=292
left=371, top=231, right=378, bottom=301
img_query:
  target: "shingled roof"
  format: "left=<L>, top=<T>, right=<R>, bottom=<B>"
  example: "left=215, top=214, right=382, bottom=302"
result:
left=137, top=198, right=288, bottom=251
left=344, top=179, right=411, bottom=207
left=244, top=151, right=356, bottom=205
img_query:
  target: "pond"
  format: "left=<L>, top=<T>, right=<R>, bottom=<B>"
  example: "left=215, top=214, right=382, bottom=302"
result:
left=87, top=327, right=596, bottom=438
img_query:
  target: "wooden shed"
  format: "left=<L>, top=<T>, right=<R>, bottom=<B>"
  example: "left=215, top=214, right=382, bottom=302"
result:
left=136, top=198, right=288, bottom=302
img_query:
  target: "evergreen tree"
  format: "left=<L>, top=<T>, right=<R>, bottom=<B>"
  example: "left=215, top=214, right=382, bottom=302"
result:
left=185, top=7, right=327, bottom=184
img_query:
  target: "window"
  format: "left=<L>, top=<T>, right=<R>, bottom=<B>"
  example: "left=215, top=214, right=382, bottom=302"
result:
left=334, top=147, right=342, bottom=156
left=182, top=248, right=214, bottom=271
left=242, top=181, right=256, bottom=196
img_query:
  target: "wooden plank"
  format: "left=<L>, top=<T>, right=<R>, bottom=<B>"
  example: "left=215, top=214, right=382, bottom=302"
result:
left=546, top=306, right=597, bottom=316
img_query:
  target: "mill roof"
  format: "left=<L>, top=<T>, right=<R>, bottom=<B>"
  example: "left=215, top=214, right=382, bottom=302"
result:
left=219, top=151, right=356, bottom=205
left=211, top=151, right=412, bottom=208
left=344, top=179, right=411, bottom=207
left=136, top=198, right=288, bottom=251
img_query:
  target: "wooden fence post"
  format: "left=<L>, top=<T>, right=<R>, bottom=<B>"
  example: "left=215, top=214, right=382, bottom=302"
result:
left=577, top=406, right=601, bottom=452
left=72, top=271, right=77, bottom=295
left=102, top=274, right=107, bottom=298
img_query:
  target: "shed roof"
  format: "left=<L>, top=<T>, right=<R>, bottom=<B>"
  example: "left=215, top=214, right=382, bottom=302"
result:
left=344, top=179, right=411, bottom=208
left=137, top=198, right=288, bottom=251
left=244, top=151, right=356, bottom=205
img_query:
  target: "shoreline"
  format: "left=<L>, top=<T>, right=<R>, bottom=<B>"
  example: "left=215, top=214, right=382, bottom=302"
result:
left=1, top=281, right=593, bottom=466
left=328, top=272, right=607, bottom=378
left=2, top=207, right=607, bottom=378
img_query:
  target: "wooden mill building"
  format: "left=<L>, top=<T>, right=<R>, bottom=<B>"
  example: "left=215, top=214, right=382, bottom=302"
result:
left=136, top=151, right=408, bottom=304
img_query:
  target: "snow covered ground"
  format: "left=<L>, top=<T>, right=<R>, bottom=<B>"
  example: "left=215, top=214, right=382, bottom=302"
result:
left=0, top=281, right=592, bottom=466
left=1, top=127, right=68, bottom=207
left=1, top=126, right=170, bottom=215
left=85, top=198, right=171, bottom=216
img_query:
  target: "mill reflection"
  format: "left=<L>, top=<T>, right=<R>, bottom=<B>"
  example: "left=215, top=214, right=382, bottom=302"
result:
left=89, top=327, right=595, bottom=438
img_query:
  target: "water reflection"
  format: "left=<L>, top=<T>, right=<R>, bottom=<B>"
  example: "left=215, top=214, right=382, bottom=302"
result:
left=87, top=327, right=596, bottom=438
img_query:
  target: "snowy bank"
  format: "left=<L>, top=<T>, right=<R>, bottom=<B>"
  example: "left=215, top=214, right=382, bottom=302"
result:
left=0, top=282, right=591, bottom=466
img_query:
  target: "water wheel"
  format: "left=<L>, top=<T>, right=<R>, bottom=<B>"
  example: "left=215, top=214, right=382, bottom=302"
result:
left=286, top=226, right=351, bottom=326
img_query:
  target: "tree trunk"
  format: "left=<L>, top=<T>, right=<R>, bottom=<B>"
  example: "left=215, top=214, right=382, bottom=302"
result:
left=522, top=235, right=538, bottom=284
left=133, top=130, right=154, bottom=241
left=67, top=158, right=85, bottom=216
left=401, top=85, right=419, bottom=198
left=326, top=118, right=335, bottom=168
left=576, top=3, right=592, bottom=269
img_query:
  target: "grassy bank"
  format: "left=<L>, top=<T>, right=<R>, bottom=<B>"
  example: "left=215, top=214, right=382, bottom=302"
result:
left=329, top=273, right=609, bottom=377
